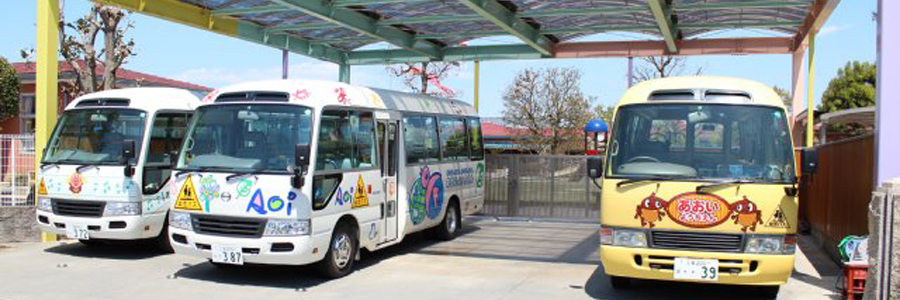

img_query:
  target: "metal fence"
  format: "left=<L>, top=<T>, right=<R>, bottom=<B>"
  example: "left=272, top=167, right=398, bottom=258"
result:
left=483, top=154, right=601, bottom=220
left=1, top=134, right=35, bottom=206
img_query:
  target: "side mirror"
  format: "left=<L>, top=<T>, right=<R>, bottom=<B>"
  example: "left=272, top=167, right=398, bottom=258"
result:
left=587, top=157, right=604, bottom=179
left=800, top=148, right=819, bottom=174
left=292, top=144, right=310, bottom=189
left=122, top=139, right=136, bottom=177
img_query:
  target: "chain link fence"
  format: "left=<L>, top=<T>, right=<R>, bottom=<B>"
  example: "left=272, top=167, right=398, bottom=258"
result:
left=483, top=154, right=601, bottom=220
left=1, top=134, right=35, bottom=207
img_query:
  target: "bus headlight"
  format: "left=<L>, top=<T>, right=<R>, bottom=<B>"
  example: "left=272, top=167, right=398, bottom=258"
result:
left=104, top=202, right=141, bottom=216
left=264, top=219, right=310, bottom=236
left=600, top=227, right=647, bottom=248
left=38, top=197, right=52, bottom=212
left=169, top=211, right=193, bottom=231
left=745, top=235, right=796, bottom=254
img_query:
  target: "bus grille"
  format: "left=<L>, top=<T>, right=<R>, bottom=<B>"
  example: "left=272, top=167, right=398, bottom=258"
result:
left=650, top=231, right=744, bottom=252
left=192, top=215, right=265, bottom=238
left=52, top=199, right=105, bottom=217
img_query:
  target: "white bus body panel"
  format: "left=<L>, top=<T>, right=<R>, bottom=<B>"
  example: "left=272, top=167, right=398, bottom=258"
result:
left=169, top=80, right=483, bottom=265
left=35, top=88, right=199, bottom=240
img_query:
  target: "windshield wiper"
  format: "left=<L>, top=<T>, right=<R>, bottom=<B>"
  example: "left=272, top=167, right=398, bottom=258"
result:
left=695, top=178, right=759, bottom=192
left=76, top=164, right=99, bottom=173
left=226, top=169, right=265, bottom=181
left=616, top=175, right=695, bottom=188
left=39, top=163, right=60, bottom=171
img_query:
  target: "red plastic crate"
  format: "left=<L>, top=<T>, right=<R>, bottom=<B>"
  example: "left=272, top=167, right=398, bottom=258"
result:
left=843, top=263, right=868, bottom=300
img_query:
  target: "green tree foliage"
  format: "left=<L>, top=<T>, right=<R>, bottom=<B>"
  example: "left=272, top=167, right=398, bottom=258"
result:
left=819, top=61, right=876, bottom=113
left=0, top=57, right=21, bottom=123
left=593, top=104, right=615, bottom=125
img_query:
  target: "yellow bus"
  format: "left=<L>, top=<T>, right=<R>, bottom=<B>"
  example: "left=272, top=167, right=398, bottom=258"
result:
left=587, top=77, right=811, bottom=298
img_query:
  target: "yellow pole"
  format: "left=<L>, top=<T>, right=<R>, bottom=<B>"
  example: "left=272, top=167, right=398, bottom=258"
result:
left=474, top=60, right=480, bottom=112
left=806, top=31, right=816, bottom=147
left=36, top=0, right=60, bottom=242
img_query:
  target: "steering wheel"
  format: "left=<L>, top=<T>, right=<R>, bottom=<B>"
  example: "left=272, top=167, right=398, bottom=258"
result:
left=627, top=156, right=661, bottom=163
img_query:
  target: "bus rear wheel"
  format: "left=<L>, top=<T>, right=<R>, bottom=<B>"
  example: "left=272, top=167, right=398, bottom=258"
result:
left=432, top=200, right=460, bottom=241
left=317, top=223, right=357, bottom=278
left=610, top=276, right=631, bottom=289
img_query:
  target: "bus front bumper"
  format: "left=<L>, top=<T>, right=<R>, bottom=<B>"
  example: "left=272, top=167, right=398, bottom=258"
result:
left=35, top=210, right=166, bottom=240
left=169, top=227, right=331, bottom=266
left=600, top=245, right=794, bottom=286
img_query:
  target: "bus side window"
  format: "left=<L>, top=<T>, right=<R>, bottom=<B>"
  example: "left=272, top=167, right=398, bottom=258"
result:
left=403, top=115, right=440, bottom=164
left=468, top=118, right=484, bottom=160
left=143, top=112, right=190, bottom=194
left=439, top=117, right=467, bottom=161
left=316, top=109, right=378, bottom=170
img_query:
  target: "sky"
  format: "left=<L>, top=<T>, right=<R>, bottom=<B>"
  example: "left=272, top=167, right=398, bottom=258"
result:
left=0, top=1, right=877, bottom=118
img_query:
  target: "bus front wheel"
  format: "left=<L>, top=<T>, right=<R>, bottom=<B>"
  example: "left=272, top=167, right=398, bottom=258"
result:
left=610, top=276, right=631, bottom=289
left=317, top=223, right=358, bottom=278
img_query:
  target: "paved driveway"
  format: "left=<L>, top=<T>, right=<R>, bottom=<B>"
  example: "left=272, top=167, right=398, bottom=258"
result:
left=0, top=218, right=840, bottom=300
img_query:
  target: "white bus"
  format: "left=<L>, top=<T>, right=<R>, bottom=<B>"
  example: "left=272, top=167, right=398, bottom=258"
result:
left=35, top=88, right=199, bottom=251
left=168, top=79, right=485, bottom=277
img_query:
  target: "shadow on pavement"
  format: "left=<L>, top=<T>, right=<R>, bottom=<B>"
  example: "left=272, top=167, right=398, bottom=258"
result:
left=584, top=265, right=778, bottom=300
left=44, top=240, right=167, bottom=260
left=170, top=222, right=483, bottom=290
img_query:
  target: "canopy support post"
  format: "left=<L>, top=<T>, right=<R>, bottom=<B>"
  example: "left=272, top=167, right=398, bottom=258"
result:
left=339, top=63, right=351, bottom=83
left=36, top=0, right=60, bottom=242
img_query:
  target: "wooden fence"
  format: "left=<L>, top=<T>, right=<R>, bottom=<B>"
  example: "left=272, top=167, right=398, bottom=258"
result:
left=800, top=134, right=875, bottom=259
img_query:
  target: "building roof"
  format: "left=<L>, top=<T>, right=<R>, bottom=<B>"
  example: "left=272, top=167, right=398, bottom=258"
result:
left=12, top=61, right=212, bottom=92
left=820, top=106, right=876, bottom=127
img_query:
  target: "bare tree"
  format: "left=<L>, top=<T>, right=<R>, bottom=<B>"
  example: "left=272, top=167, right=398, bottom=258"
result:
left=502, top=67, right=594, bottom=154
left=57, top=1, right=136, bottom=98
left=632, top=56, right=702, bottom=83
left=386, top=61, right=460, bottom=98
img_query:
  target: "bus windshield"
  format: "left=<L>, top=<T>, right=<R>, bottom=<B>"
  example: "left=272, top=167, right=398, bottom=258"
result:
left=608, top=103, right=795, bottom=183
left=43, top=109, right=146, bottom=165
left=179, top=104, right=312, bottom=173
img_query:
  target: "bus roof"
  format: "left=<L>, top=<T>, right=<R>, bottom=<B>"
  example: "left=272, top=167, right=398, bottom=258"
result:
left=66, top=87, right=200, bottom=111
left=618, top=76, right=786, bottom=109
left=205, top=79, right=478, bottom=117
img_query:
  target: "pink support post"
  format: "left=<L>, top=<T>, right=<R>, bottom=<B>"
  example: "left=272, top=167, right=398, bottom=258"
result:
left=876, top=0, right=899, bottom=183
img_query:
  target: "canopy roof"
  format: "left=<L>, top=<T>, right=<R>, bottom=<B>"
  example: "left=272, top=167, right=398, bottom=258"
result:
left=93, top=0, right=840, bottom=65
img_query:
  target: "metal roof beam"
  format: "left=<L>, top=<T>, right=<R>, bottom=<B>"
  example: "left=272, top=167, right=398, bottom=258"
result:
left=211, top=5, right=289, bottom=16
left=267, top=0, right=442, bottom=58
left=406, top=21, right=800, bottom=40
left=347, top=44, right=543, bottom=65
left=456, top=0, right=554, bottom=56
left=90, top=0, right=345, bottom=64
left=648, top=0, right=680, bottom=53
left=555, top=37, right=794, bottom=58
left=333, top=0, right=431, bottom=7
left=792, top=0, right=842, bottom=50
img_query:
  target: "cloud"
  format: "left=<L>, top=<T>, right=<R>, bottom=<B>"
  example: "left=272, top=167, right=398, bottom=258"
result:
left=818, top=24, right=851, bottom=37
left=172, top=62, right=386, bottom=88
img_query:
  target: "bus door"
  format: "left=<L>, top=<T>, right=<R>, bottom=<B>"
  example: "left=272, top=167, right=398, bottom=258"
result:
left=377, top=117, right=400, bottom=242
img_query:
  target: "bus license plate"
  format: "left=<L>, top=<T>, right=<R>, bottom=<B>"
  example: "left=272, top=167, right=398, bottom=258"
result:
left=673, top=258, right=718, bottom=281
left=211, top=245, right=244, bottom=265
left=66, top=224, right=89, bottom=240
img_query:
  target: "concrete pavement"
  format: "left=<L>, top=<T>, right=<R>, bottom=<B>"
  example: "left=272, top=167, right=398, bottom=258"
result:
left=0, top=218, right=841, bottom=300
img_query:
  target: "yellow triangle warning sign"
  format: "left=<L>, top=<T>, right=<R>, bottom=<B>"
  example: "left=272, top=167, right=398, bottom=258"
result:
left=352, top=175, right=369, bottom=209
left=174, top=175, right=202, bottom=211
left=38, top=178, right=48, bottom=195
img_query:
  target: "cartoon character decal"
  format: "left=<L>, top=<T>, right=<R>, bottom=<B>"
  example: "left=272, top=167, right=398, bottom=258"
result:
left=633, top=192, right=762, bottom=232
left=731, top=196, right=763, bottom=232
left=409, top=166, right=444, bottom=225
left=68, top=172, right=85, bottom=194
left=635, top=193, right=667, bottom=228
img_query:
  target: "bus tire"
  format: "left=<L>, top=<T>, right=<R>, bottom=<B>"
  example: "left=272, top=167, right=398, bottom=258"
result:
left=433, top=199, right=460, bottom=241
left=155, top=217, right=174, bottom=253
left=758, top=285, right=780, bottom=299
left=317, top=222, right=358, bottom=278
left=610, top=276, right=631, bottom=289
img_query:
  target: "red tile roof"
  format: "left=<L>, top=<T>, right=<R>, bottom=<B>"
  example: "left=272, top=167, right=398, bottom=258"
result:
left=13, top=61, right=212, bottom=92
